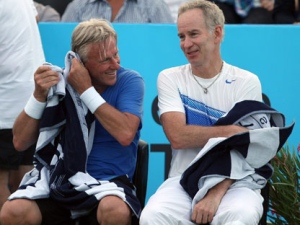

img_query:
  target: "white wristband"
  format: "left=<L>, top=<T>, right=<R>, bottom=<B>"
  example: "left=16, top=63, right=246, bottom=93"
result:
left=80, top=87, right=106, bottom=113
left=24, top=94, right=46, bottom=120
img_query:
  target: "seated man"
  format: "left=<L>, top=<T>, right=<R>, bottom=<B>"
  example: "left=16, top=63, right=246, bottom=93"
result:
left=140, top=1, right=265, bottom=224
left=0, top=18, right=144, bottom=225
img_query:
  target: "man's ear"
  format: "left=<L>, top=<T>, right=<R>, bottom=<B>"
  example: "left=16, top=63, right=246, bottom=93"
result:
left=214, top=25, right=223, bottom=42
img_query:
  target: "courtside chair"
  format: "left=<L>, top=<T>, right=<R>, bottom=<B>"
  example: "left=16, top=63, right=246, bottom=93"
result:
left=133, top=139, right=149, bottom=209
left=131, top=139, right=149, bottom=225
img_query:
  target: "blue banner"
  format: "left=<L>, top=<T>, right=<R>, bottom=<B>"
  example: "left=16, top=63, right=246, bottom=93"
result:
left=39, top=23, right=299, bottom=201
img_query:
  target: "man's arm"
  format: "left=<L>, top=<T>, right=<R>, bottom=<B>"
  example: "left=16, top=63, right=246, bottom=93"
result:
left=13, top=65, right=60, bottom=151
left=68, top=59, right=142, bottom=146
left=61, top=1, right=78, bottom=22
left=93, top=104, right=140, bottom=146
left=13, top=110, right=40, bottom=151
left=192, top=179, right=234, bottom=224
left=160, top=111, right=248, bottom=150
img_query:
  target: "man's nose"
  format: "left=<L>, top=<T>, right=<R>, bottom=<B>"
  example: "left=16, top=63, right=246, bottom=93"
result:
left=110, top=57, right=120, bottom=69
left=182, top=37, right=193, bottom=48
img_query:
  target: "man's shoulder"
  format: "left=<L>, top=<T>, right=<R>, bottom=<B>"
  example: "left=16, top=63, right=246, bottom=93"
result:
left=117, top=67, right=141, bottom=77
left=161, top=64, right=189, bottom=73
left=224, top=62, right=258, bottom=78
left=117, top=67, right=143, bottom=85
left=158, top=64, right=189, bottom=78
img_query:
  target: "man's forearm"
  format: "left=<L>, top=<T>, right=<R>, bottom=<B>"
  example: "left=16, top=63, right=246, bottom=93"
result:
left=13, top=110, right=40, bottom=151
left=207, top=179, right=234, bottom=200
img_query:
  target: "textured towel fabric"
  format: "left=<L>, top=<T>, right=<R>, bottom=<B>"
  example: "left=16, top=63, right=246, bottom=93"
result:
left=180, top=100, right=295, bottom=208
left=9, top=51, right=141, bottom=219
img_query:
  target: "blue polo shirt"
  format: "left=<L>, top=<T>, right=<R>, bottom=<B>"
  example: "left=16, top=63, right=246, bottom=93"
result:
left=87, top=67, right=144, bottom=181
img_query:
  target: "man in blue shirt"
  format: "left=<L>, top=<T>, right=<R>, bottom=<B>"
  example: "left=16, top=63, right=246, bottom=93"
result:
left=0, top=18, right=145, bottom=225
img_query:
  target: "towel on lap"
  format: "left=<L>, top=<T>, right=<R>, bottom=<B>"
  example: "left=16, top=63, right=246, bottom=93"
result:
left=180, top=100, right=295, bottom=208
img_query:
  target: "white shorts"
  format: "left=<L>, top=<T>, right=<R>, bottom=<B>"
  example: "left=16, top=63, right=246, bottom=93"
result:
left=140, top=176, right=264, bottom=225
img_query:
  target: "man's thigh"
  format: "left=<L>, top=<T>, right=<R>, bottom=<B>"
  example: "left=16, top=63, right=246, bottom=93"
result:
left=213, top=187, right=264, bottom=224
left=9, top=165, right=33, bottom=192
left=141, top=176, right=194, bottom=225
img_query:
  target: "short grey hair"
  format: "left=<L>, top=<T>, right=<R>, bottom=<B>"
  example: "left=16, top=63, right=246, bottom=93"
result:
left=178, top=0, right=225, bottom=35
left=71, top=18, right=117, bottom=63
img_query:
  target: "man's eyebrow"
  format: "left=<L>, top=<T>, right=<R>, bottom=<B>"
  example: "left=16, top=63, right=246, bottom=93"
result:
left=178, top=29, right=199, bottom=36
left=99, top=51, right=118, bottom=62
left=188, top=29, right=199, bottom=33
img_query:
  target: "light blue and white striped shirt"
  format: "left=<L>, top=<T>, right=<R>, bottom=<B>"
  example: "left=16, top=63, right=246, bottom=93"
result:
left=62, top=0, right=174, bottom=23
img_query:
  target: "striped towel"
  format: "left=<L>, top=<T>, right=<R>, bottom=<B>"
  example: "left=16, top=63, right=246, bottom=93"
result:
left=180, top=100, right=295, bottom=208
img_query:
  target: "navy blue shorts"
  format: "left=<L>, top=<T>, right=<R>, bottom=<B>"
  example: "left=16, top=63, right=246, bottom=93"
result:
left=35, top=175, right=141, bottom=225
left=0, top=129, right=35, bottom=169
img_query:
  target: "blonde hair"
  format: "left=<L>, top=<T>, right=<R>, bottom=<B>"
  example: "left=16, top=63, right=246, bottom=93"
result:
left=71, top=18, right=117, bottom=63
left=178, top=0, right=225, bottom=35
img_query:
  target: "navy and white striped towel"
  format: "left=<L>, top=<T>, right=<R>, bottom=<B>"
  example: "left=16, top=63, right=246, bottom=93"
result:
left=180, top=100, right=295, bottom=208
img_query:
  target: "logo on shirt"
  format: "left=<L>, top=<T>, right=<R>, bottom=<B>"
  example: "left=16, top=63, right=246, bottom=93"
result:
left=225, top=79, right=236, bottom=84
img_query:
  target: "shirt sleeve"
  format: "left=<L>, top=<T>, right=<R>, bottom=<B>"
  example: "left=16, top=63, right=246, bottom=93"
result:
left=157, top=69, right=185, bottom=116
left=117, top=71, right=145, bottom=120
left=148, top=0, right=175, bottom=23
left=61, top=1, right=78, bottom=22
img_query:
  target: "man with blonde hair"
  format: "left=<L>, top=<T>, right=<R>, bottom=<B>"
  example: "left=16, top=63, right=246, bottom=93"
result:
left=0, top=18, right=144, bottom=225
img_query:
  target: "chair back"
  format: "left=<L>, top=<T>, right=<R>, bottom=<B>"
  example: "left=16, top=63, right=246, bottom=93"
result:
left=133, top=139, right=149, bottom=209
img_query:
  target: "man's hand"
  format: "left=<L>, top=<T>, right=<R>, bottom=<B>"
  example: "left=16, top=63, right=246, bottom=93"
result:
left=191, top=179, right=234, bottom=224
left=67, top=58, right=92, bottom=95
left=260, top=0, right=274, bottom=11
left=192, top=194, right=220, bottom=224
left=33, top=65, right=60, bottom=101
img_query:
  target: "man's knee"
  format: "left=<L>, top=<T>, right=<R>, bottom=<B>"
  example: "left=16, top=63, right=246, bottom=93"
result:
left=214, top=206, right=262, bottom=225
left=140, top=205, right=170, bottom=225
left=233, top=206, right=262, bottom=225
left=97, top=196, right=131, bottom=224
left=0, top=199, right=41, bottom=225
left=0, top=200, right=20, bottom=224
left=140, top=206, right=151, bottom=224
